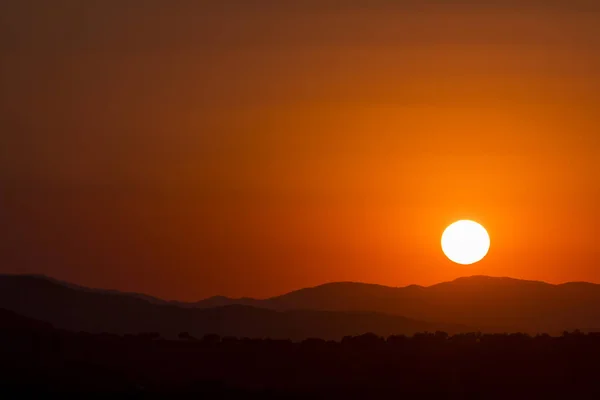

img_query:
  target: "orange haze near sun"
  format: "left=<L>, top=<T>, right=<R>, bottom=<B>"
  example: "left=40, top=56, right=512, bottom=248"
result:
left=1, top=2, right=599, bottom=300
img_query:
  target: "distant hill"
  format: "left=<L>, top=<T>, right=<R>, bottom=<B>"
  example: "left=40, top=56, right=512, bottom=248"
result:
left=192, top=276, right=600, bottom=334
left=3, top=274, right=600, bottom=336
left=22, top=274, right=172, bottom=305
left=0, top=275, right=468, bottom=340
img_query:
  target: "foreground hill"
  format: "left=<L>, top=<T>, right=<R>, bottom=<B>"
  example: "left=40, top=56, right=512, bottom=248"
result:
left=2, top=306, right=600, bottom=396
left=193, top=276, right=600, bottom=334
left=0, top=275, right=466, bottom=340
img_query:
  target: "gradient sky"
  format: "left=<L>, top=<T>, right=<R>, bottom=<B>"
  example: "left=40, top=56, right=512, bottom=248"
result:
left=1, top=1, right=599, bottom=300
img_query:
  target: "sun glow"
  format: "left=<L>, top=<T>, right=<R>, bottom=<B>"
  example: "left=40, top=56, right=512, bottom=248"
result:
left=441, top=220, right=490, bottom=265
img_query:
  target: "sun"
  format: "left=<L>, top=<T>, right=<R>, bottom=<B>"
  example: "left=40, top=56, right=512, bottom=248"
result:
left=441, top=220, right=490, bottom=265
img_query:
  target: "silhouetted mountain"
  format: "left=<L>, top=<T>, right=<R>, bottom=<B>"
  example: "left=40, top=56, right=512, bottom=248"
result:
left=192, top=276, right=600, bottom=334
left=0, top=275, right=468, bottom=340
left=0, top=307, right=54, bottom=332
left=180, top=295, right=263, bottom=309
left=4, top=274, right=600, bottom=336
left=26, top=274, right=171, bottom=305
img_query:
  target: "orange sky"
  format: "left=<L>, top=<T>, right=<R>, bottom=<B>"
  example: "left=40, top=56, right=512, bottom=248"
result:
left=1, top=1, right=599, bottom=300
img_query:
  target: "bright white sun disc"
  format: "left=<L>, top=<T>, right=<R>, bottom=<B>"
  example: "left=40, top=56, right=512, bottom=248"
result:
left=441, top=220, right=490, bottom=265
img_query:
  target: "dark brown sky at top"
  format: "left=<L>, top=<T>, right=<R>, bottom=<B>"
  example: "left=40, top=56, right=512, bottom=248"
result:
left=1, top=1, right=599, bottom=300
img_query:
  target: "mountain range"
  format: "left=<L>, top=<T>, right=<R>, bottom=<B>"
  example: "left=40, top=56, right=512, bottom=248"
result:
left=193, top=276, right=600, bottom=334
left=1, top=274, right=600, bottom=339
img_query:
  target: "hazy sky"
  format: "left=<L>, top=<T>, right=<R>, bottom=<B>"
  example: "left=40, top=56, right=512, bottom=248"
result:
left=1, top=1, right=599, bottom=300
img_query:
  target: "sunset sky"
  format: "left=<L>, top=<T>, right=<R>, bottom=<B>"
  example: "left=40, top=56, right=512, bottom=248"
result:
left=1, top=1, right=599, bottom=300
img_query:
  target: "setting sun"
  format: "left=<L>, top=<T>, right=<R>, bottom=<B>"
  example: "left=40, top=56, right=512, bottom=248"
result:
left=441, top=220, right=490, bottom=265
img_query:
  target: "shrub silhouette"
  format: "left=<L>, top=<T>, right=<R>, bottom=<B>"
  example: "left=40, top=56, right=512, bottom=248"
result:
left=2, top=310, right=600, bottom=396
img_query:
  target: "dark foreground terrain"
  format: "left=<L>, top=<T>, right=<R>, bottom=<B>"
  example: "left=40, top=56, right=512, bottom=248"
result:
left=2, top=308, right=600, bottom=397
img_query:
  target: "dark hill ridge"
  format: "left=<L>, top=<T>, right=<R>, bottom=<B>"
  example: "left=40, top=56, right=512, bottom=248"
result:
left=192, top=276, right=600, bottom=334
left=2, top=274, right=600, bottom=335
left=17, top=274, right=172, bottom=306
left=0, top=307, right=54, bottom=332
left=0, top=275, right=468, bottom=340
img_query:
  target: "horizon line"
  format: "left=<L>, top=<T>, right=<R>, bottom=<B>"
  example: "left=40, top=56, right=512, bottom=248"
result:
left=1, top=272, right=598, bottom=304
